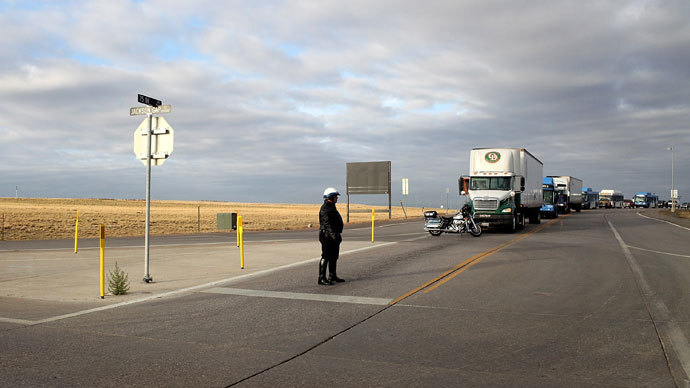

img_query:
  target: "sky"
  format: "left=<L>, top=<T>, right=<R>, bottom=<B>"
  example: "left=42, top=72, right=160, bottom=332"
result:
left=1, top=0, right=689, bottom=208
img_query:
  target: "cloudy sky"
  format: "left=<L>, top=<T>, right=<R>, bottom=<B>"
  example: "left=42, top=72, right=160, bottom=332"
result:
left=1, top=0, right=688, bottom=207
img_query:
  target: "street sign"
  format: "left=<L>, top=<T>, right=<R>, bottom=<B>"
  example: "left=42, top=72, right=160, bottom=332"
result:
left=130, top=105, right=171, bottom=116
left=671, top=189, right=678, bottom=199
left=133, top=117, right=174, bottom=166
left=138, top=94, right=161, bottom=107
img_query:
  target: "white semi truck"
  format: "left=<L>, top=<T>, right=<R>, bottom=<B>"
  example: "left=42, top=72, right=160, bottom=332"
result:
left=548, top=175, right=583, bottom=213
left=462, top=148, right=543, bottom=232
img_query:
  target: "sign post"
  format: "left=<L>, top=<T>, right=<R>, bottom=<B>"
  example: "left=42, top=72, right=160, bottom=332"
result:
left=131, top=94, right=173, bottom=283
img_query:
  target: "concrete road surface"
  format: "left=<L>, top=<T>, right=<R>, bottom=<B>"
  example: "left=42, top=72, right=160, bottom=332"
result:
left=0, top=209, right=688, bottom=387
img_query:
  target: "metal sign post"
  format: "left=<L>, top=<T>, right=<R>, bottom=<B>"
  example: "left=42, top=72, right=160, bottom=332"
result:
left=143, top=112, right=153, bottom=283
left=131, top=94, right=173, bottom=283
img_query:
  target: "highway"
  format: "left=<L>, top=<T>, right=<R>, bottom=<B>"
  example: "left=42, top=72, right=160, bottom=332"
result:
left=1, top=209, right=688, bottom=387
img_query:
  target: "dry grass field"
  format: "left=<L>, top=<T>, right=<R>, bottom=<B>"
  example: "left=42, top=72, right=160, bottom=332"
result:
left=0, top=198, right=442, bottom=241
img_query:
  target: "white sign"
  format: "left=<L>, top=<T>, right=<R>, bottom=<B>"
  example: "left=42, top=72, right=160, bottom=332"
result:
left=130, top=105, right=172, bottom=116
left=671, top=189, right=678, bottom=199
left=133, top=117, right=174, bottom=166
left=402, top=178, right=409, bottom=195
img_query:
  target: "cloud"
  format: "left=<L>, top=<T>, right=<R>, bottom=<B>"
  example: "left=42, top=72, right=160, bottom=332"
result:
left=1, top=0, right=689, bottom=205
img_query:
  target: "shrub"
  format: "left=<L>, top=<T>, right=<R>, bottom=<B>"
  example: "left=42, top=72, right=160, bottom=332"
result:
left=108, top=262, right=130, bottom=295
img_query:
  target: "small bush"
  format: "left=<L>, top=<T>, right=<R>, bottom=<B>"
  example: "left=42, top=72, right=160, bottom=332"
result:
left=108, top=262, right=130, bottom=295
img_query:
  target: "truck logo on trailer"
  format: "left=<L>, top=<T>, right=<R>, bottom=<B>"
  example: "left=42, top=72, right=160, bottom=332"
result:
left=485, top=151, right=501, bottom=163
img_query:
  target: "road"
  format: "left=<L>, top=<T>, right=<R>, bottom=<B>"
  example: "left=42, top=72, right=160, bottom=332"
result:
left=1, top=209, right=688, bottom=387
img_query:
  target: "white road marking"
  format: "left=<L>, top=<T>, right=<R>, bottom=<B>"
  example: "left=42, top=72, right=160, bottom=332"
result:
left=626, top=245, right=690, bottom=259
left=637, top=212, right=690, bottom=231
left=0, top=242, right=398, bottom=325
left=608, top=220, right=690, bottom=384
left=202, top=287, right=391, bottom=306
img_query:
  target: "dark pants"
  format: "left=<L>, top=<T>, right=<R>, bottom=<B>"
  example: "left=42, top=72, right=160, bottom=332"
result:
left=319, top=231, right=341, bottom=276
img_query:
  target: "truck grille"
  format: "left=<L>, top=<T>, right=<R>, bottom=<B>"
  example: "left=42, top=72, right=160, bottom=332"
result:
left=474, top=199, right=498, bottom=210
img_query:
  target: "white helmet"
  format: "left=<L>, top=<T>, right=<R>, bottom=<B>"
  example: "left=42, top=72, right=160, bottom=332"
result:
left=323, top=187, right=340, bottom=198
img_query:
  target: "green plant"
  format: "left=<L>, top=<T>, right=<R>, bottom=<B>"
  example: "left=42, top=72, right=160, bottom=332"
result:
left=108, top=262, right=130, bottom=295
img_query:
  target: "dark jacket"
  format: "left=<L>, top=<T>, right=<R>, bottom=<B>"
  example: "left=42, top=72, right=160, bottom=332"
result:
left=319, top=200, right=343, bottom=240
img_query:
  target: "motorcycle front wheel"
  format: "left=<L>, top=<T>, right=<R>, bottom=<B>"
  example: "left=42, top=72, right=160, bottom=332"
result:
left=428, top=230, right=442, bottom=236
left=469, top=224, right=482, bottom=237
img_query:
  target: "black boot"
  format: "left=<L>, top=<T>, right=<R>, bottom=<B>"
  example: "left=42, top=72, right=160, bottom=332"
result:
left=329, top=260, right=345, bottom=283
left=318, top=259, right=332, bottom=285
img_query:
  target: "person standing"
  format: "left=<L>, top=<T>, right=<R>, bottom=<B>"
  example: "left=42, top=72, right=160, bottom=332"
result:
left=318, top=187, right=344, bottom=285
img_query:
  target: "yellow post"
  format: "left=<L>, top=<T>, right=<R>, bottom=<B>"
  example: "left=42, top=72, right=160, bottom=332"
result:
left=236, top=211, right=240, bottom=247
left=100, top=224, right=105, bottom=299
left=371, top=209, right=375, bottom=243
left=238, top=216, right=245, bottom=269
left=74, top=210, right=79, bottom=254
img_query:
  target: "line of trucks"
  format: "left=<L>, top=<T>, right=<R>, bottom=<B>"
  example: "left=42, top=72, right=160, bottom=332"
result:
left=458, top=148, right=632, bottom=232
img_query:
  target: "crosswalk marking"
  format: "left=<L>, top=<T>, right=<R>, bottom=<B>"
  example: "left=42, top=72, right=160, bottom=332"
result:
left=201, top=287, right=391, bottom=305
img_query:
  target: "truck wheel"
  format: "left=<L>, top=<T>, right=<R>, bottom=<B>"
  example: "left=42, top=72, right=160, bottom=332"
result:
left=532, top=210, right=541, bottom=224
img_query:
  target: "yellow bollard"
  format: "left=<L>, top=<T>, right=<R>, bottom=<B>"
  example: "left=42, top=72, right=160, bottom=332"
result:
left=100, top=224, right=105, bottom=299
left=236, top=211, right=240, bottom=247
left=238, top=216, right=245, bottom=269
left=371, top=209, right=375, bottom=243
left=74, top=210, right=79, bottom=254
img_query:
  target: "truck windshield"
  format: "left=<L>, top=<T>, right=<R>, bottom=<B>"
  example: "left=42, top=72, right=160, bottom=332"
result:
left=470, top=177, right=511, bottom=190
left=543, top=190, right=554, bottom=205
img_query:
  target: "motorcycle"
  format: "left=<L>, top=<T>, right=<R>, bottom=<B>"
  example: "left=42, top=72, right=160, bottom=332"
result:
left=424, top=205, right=482, bottom=237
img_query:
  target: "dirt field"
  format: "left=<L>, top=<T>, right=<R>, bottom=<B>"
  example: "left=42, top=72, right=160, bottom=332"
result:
left=0, top=198, right=442, bottom=241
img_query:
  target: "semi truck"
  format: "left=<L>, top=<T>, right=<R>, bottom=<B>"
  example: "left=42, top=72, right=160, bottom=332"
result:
left=582, top=187, right=599, bottom=209
left=540, top=177, right=558, bottom=218
left=463, top=148, right=543, bottom=232
left=548, top=175, right=583, bottom=213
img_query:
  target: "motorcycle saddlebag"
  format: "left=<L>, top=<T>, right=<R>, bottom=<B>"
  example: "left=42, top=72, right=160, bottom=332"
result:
left=424, top=211, right=438, bottom=218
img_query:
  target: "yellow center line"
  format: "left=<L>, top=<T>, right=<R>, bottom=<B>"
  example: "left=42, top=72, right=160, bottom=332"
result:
left=389, top=215, right=566, bottom=305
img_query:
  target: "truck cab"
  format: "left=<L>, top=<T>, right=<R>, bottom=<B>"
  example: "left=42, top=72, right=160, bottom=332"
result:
left=540, top=177, right=558, bottom=218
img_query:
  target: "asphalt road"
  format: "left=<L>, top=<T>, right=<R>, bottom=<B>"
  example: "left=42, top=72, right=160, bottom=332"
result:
left=1, top=209, right=688, bottom=387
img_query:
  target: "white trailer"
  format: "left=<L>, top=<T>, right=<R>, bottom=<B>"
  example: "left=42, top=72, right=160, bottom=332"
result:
left=548, top=176, right=583, bottom=213
left=465, top=148, right=543, bottom=232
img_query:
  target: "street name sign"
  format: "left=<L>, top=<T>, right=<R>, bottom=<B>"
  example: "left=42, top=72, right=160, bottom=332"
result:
left=130, top=105, right=171, bottom=116
left=138, top=94, right=161, bottom=107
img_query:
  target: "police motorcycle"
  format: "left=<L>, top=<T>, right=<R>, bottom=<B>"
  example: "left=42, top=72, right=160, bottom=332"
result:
left=424, top=204, right=482, bottom=237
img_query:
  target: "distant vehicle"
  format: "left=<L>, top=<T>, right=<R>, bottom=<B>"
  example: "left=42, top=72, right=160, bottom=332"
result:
left=681, top=202, right=689, bottom=210
left=623, top=199, right=634, bottom=208
left=657, top=200, right=667, bottom=208
left=541, top=177, right=559, bottom=218
left=599, top=189, right=624, bottom=208
left=634, top=192, right=658, bottom=208
left=582, top=187, right=599, bottom=209
left=548, top=176, right=583, bottom=213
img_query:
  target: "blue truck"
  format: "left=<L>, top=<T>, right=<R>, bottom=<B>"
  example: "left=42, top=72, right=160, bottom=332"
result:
left=582, top=187, right=599, bottom=209
left=540, top=177, right=559, bottom=218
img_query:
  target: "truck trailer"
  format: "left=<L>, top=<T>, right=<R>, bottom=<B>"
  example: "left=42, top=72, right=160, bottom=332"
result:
left=464, top=148, right=543, bottom=232
left=548, top=175, right=583, bottom=213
